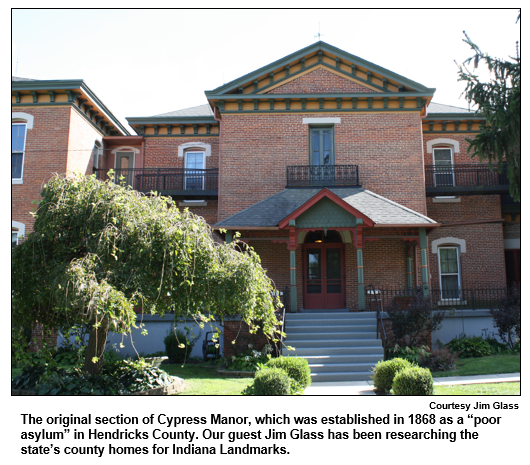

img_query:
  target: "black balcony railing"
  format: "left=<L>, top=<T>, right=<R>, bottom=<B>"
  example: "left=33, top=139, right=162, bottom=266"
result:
left=425, top=163, right=509, bottom=196
left=366, top=284, right=513, bottom=312
left=286, top=165, right=360, bottom=188
left=95, top=168, right=218, bottom=199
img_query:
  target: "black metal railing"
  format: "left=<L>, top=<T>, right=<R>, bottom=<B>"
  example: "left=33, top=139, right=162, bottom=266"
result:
left=95, top=168, right=218, bottom=195
left=366, top=284, right=511, bottom=311
left=367, top=284, right=387, bottom=355
left=425, top=163, right=508, bottom=193
left=286, top=165, right=360, bottom=188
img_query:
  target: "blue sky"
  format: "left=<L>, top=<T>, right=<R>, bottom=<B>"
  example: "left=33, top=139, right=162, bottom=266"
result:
left=12, top=8, right=520, bottom=132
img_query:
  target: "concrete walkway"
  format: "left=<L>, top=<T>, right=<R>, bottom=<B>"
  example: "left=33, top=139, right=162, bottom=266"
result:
left=303, top=372, right=520, bottom=395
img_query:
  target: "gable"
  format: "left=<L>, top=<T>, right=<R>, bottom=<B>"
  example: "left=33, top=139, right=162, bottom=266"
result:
left=266, top=68, right=378, bottom=95
left=296, top=197, right=359, bottom=228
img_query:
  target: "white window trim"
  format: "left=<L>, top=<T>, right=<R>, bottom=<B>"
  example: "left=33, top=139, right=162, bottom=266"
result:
left=111, top=146, right=140, bottom=155
left=12, top=112, right=34, bottom=129
left=12, top=221, right=26, bottom=243
left=437, top=245, right=462, bottom=301
left=12, top=122, right=28, bottom=183
left=114, top=150, right=136, bottom=169
left=178, top=142, right=211, bottom=158
left=431, top=237, right=466, bottom=254
left=426, top=138, right=459, bottom=153
left=303, top=117, right=341, bottom=124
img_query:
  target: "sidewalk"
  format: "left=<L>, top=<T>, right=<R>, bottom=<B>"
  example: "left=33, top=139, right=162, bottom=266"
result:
left=303, top=372, right=521, bottom=395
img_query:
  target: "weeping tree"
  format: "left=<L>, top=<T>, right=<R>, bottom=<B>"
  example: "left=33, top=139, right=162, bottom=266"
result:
left=456, top=16, right=520, bottom=201
left=12, top=172, right=280, bottom=375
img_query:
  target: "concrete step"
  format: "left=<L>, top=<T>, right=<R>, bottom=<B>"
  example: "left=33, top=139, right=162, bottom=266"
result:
left=287, top=332, right=377, bottom=341
left=309, top=361, right=378, bottom=373
left=287, top=339, right=382, bottom=350
left=286, top=312, right=377, bottom=320
left=293, top=346, right=384, bottom=357
left=302, top=354, right=383, bottom=364
left=310, top=371, right=374, bottom=382
left=287, top=324, right=376, bottom=333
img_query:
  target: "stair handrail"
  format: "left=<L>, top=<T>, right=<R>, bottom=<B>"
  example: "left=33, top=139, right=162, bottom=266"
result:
left=367, top=284, right=387, bottom=354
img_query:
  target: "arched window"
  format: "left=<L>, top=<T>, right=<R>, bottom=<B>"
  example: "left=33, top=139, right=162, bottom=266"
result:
left=12, top=112, right=34, bottom=184
left=432, top=237, right=466, bottom=300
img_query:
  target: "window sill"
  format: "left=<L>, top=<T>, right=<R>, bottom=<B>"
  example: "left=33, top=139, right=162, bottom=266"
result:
left=12, top=179, right=23, bottom=185
left=433, top=197, right=460, bottom=203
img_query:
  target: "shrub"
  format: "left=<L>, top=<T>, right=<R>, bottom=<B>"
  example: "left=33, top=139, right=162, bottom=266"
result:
left=446, top=335, right=492, bottom=358
left=252, top=368, right=291, bottom=396
left=223, top=347, right=271, bottom=371
left=386, top=292, right=444, bottom=347
left=372, top=358, right=413, bottom=393
left=164, top=329, right=198, bottom=363
left=392, top=366, right=434, bottom=395
left=419, top=347, right=458, bottom=372
left=266, top=356, right=311, bottom=389
left=388, top=344, right=431, bottom=364
left=490, top=287, right=521, bottom=350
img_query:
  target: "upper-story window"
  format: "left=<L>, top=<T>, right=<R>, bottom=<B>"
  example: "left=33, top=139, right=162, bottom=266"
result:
left=310, top=127, right=334, bottom=166
left=433, top=146, right=454, bottom=187
left=185, top=150, right=205, bottom=191
left=12, top=123, right=27, bottom=180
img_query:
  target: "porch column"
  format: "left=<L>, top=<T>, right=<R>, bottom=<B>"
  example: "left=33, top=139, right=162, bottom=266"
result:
left=419, top=228, right=430, bottom=297
left=289, top=221, right=297, bottom=313
left=356, top=223, right=365, bottom=310
left=406, top=245, right=413, bottom=289
left=225, top=230, right=232, bottom=244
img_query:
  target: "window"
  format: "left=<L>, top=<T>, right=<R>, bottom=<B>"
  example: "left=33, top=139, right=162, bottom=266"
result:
left=433, top=146, right=454, bottom=187
left=12, top=231, right=18, bottom=249
left=310, top=127, right=334, bottom=166
left=438, top=246, right=461, bottom=300
left=185, top=151, right=205, bottom=191
left=12, top=123, right=27, bottom=180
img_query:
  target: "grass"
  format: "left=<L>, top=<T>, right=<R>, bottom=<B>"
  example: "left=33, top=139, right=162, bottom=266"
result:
left=434, top=382, right=520, bottom=395
left=162, top=362, right=254, bottom=395
left=434, top=354, right=520, bottom=378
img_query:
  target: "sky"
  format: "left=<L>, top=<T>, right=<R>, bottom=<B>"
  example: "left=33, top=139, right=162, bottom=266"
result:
left=12, top=8, right=520, bottom=133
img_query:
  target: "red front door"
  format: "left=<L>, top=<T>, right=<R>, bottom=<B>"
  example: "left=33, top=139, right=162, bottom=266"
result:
left=303, top=244, right=345, bottom=309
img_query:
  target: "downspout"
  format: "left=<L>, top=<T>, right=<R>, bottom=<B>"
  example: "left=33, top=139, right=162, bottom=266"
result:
left=213, top=104, right=222, bottom=225
left=420, top=104, right=430, bottom=290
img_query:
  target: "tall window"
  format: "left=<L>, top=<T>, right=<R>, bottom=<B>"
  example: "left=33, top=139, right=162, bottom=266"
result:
left=310, top=127, right=334, bottom=166
left=12, top=123, right=27, bottom=180
left=185, top=151, right=205, bottom=190
left=12, top=231, right=18, bottom=249
left=438, top=246, right=461, bottom=299
left=433, top=147, right=454, bottom=187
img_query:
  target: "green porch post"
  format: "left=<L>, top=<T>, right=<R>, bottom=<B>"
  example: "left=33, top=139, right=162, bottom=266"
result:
left=406, top=245, right=413, bottom=289
left=356, top=222, right=365, bottom=310
left=419, top=228, right=430, bottom=297
left=225, top=230, right=232, bottom=244
left=289, top=221, right=297, bottom=312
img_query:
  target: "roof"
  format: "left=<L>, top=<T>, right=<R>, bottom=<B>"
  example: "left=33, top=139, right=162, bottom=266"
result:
left=214, top=188, right=438, bottom=229
left=12, top=76, right=35, bottom=81
left=154, top=104, right=213, bottom=118
left=427, top=102, right=471, bottom=114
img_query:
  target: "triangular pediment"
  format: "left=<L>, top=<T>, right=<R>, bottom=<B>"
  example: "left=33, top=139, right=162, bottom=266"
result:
left=265, top=67, right=379, bottom=95
left=205, top=41, right=433, bottom=98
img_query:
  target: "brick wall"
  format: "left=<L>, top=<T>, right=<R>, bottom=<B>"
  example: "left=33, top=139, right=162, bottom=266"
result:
left=143, top=137, right=219, bottom=170
left=423, top=133, right=484, bottom=165
left=222, top=320, right=269, bottom=358
left=503, top=222, right=520, bottom=240
left=12, top=106, right=71, bottom=234
left=66, top=107, right=103, bottom=175
left=267, top=68, right=375, bottom=94
left=181, top=201, right=219, bottom=226
left=219, top=112, right=426, bottom=221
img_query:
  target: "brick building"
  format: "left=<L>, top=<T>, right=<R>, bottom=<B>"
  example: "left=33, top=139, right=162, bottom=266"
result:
left=13, top=43, right=520, bottom=370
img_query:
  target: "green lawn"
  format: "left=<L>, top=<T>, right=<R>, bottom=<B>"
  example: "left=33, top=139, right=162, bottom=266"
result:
left=434, top=354, right=520, bottom=378
left=434, top=382, right=520, bottom=395
left=162, top=363, right=253, bottom=395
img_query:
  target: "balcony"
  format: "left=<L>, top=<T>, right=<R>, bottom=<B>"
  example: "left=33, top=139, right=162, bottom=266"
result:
left=425, top=163, right=509, bottom=196
left=95, top=168, right=219, bottom=199
left=286, top=165, right=360, bottom=188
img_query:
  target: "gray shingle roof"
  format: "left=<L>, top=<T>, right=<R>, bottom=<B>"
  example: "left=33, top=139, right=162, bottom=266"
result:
left=214, top=188, right=437, bottom=228
left=427, top=102, right=472, bottom=114
left=154, top=104, right=213, bottom=117
left=12, top=76, right=36, bottom=81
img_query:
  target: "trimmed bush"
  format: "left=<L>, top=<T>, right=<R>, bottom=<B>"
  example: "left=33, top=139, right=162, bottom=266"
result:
left=253, top=368, right=291, bottom=396
left=372, top=358, right=413, bottom=393
left=266, top=356, right=311, bottom=389
left=164, top=329, right=197, bottom=363
left=392, top=366, right=434, bottom=396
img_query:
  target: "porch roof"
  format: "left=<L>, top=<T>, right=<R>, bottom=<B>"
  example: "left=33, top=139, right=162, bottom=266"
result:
left=214, top=188, right=439, bottom=229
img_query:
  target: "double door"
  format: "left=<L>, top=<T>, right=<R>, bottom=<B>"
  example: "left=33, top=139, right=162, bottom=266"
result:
left=303, top=244, right=345, bottom=309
